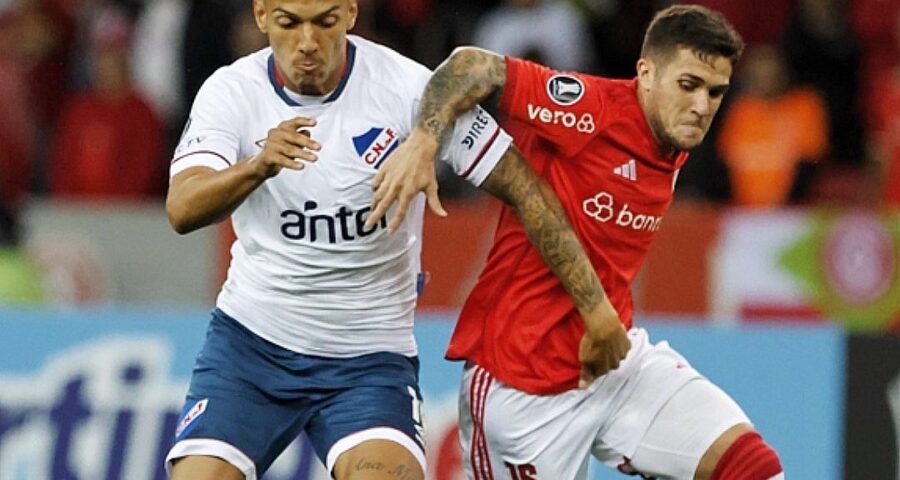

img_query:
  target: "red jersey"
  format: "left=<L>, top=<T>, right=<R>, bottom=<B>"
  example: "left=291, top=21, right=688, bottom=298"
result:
left=49, top=90, right=164, bottom=200
left=446, top=57, right=689, bottom=395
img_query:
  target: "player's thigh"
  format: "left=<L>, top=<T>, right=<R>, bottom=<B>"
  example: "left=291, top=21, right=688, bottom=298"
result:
left=305, top=354, right=426, bottom=477
left=169, top=455, right=245, bottom=480
left=622, top=378, right=750, bottom=480
left=333, top=439, right=424, bottom=480
left=166, top=311, right=312, bottom=478
left=458, top=364, right=596, bottom=480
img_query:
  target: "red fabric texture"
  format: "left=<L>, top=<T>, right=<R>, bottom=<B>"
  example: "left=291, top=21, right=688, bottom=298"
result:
left=446, top=57, right=687, bottom=394
left=711, top=432, right=783, bottom=480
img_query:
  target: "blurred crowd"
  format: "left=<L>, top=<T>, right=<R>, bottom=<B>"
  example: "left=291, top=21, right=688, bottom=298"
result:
left=0, top=0, right=898, bottom=250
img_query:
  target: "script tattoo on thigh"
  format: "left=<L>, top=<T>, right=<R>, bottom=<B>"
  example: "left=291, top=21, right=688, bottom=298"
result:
left=355, top=457, right=386, bottom=472
left=353, top=457, right=419, bottom=480
left=389, top=463, right=418, bottom=480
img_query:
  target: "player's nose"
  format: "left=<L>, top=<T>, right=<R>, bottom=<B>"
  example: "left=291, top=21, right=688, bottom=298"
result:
left=691, top=91, right=711, bottom=116
left=296, top=23, right=318, bottom=54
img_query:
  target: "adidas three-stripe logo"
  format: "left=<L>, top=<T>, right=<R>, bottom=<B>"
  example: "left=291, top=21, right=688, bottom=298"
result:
left=613, top=159, right=637, bottom=181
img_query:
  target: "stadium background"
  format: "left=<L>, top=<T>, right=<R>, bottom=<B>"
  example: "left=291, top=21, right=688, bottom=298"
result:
left=0, top=0, right=898, bottom=478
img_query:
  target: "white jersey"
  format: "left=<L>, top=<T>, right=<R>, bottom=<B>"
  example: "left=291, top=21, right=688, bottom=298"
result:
left=170, top=36, right=511, bottom=357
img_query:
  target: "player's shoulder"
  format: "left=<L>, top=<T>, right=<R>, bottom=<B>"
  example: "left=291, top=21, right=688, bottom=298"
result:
left=348, top=35, right=430, bottom=91
left=586, top=75, right=638, bottom=105
left=578, top=75, right=640, bottom=121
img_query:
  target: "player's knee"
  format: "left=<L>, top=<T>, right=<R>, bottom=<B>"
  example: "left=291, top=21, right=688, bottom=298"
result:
left=702, top=429, right=783, bottom=480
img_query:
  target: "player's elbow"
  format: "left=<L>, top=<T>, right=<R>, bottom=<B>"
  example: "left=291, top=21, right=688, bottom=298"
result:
left=448, top=47, right=501, bottom=77
left=448, top=46, right=482, bottom=62
left=167, top=211, right=192, bottom=236
left=166, top=199, right=197, bottom=235
left=449, top=46, right=492, bottom=61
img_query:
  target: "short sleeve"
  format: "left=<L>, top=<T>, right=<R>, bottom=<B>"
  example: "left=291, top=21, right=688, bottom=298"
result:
left=499, top=56, right=601, bottom=157
left=437, top=105, right=513, bottom=187
left=169, top=72, right=243, bottom=178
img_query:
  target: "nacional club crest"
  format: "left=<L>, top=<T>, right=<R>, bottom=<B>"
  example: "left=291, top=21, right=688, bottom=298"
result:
left=353, top=127, right=401, bottom=168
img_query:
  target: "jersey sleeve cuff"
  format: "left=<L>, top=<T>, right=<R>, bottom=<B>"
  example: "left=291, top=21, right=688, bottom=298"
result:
left=463, top=128, right=513, bottom=187
left=169, top=151, right=234, bottom=178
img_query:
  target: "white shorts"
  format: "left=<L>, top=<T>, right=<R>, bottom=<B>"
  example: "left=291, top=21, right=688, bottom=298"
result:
left=459, top=328, right=750, bottom=480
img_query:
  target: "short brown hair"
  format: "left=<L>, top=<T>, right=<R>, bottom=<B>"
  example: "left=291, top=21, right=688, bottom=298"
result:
left=641, top=4, right=744, bottom=66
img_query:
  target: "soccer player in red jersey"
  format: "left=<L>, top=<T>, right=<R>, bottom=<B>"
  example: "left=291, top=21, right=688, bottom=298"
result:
left=370, top=5, right=784, bottom=480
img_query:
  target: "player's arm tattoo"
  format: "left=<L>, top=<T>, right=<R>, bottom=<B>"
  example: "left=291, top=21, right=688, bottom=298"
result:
left=480, top=146, right=607, bottom=314
left=418, top=47, right=507, bottom=140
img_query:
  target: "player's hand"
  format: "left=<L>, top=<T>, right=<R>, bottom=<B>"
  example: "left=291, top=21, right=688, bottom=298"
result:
left=578, top=301, right=630, bottom=388
left=367, top=127, right=448, bottom=233
left=250, top=117, right=321, bottom=179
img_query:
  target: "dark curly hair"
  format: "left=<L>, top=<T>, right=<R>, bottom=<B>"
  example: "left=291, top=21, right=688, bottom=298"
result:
left=641, top=4, right=744, bottom=67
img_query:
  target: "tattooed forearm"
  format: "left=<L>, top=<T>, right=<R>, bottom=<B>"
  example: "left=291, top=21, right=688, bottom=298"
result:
left=418, top=47, right=507, bottom=139
left=480, top=146, right=607, bottom=314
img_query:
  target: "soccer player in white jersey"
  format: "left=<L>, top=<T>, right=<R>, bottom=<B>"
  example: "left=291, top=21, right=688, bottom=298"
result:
left=163, top=1, right=630, bottom=479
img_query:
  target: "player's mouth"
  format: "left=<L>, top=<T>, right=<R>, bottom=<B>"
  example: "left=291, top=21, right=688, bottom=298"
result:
left=295, top=61, right=321, bottom=74
left=681, top=122, right=705, bottom=134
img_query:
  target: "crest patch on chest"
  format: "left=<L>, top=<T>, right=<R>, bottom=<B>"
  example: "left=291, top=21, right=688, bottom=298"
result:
left=353, top=127, right=401, bottom=168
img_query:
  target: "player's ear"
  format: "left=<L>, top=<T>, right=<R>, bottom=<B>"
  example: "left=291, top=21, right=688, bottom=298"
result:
left=637, top=58, right=654, bottom=92
left=253, top=0, right=268, bottom=34
left=346, top=0, right=358, bottom=31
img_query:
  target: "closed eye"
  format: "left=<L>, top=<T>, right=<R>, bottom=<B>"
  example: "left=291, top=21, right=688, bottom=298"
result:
left=276, top=17, right=299, bottom=28
left=316, top=15, right=338, bottom=28
left=678, top=80, right=698, bottom=92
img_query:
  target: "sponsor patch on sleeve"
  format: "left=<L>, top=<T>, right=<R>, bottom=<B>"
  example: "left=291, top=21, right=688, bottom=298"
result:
left=546, top=74, right=585, bottom=106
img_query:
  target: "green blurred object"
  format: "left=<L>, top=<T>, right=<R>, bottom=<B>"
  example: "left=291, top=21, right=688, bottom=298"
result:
left=780, top=211, right=900, bottom=331
left=0, top=247, right=44, bottom=304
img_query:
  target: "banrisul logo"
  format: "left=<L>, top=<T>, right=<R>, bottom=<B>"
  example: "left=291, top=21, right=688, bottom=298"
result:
left=353, top=127, right=401, bottom=168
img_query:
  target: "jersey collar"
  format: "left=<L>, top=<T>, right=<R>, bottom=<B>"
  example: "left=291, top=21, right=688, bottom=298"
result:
left=267, top=40, right=357, bottom=107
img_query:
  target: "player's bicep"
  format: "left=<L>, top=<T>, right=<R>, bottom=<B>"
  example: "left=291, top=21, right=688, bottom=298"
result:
left=169, top=166, right=217, bottom=193
left=166, top=166, right=221, bottom=209
left=438, top=47, right=508, bottom=113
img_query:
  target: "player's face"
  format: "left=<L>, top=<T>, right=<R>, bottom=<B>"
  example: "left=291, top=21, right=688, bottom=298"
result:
left=637, top=47, right=732, bottom=152
left=253, top=0, right=358, bottom=95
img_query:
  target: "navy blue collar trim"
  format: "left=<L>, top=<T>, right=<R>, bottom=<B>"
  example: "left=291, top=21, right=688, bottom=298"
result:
left=267, top=41, right=357, bottom=107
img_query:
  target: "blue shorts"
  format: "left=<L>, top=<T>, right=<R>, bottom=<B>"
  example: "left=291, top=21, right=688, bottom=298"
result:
left=165, top=309, right=425, bottom=479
